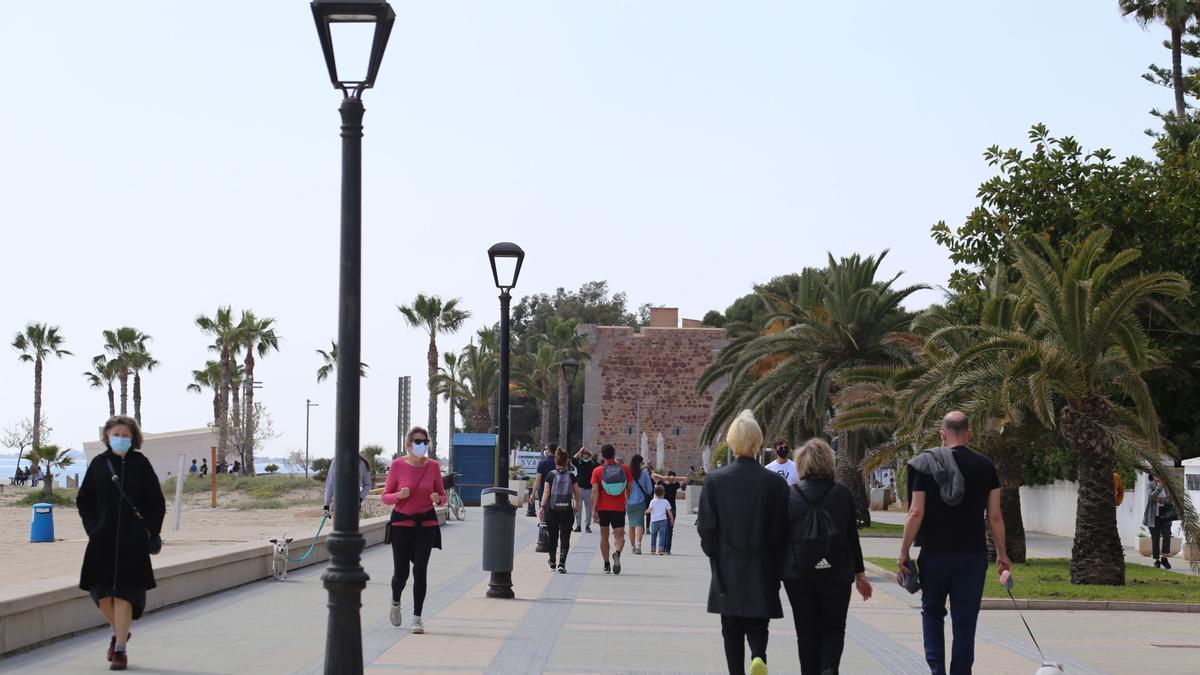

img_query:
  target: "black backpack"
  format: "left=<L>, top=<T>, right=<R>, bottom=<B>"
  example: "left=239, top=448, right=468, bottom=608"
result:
left=784, top=482, right=838, bottom=579
left=549, top=469, right=574, bottom=512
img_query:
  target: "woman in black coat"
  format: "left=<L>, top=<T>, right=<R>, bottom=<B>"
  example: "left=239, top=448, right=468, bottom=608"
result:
left=697, top=410, right=790, bottom=675
left=782, top=438, right=872, bottom=675
left=77, top=415, right=165, bottom=671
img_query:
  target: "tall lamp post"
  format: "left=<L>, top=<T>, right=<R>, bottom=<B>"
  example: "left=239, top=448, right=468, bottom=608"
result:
left=487, top=242, right=524, bottom=599
left=305, top=399, right=319, bottom=480
left=560, top=359, right=579, bottom=451
left=310, top=2, right=395, bottom=672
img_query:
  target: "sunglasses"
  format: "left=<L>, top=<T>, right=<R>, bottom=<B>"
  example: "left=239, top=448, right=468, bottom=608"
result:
left=412, top=438, right=429, bottom=444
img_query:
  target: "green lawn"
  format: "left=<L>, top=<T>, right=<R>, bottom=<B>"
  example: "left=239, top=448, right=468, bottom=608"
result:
left=865, top=557, right=1200, bottom=603
left=858, top=521, right=903, bottom=537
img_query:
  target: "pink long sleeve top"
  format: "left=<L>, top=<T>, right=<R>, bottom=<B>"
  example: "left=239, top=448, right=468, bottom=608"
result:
left=381, top=458, right=444, bottom=527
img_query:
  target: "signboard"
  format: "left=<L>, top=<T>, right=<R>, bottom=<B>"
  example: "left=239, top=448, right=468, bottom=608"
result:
left=515, top=449, right=541, bottom=477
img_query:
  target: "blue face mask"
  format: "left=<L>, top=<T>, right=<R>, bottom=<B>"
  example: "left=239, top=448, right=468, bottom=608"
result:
left=109, top=437, right=132, bottom=455
left=411, top=442, right=429, bottom=457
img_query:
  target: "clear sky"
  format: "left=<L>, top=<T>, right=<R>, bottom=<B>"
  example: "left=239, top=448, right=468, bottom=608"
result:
left=0, top=1, right=1173, bottom=462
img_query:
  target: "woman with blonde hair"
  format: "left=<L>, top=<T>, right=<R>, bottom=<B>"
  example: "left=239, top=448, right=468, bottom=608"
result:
left=697, top=410, right=789, bottom=675
left=781, top=438, right=872, bottom=675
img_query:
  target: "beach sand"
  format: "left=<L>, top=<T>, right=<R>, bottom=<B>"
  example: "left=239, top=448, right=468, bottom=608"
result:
left=0, top=480, right=337, bottom=593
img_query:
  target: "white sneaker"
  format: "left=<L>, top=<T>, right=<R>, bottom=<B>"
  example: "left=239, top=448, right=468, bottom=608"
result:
left=389, top=602, right=403, bottom=627
left=411, top=616, right=425, bottom=634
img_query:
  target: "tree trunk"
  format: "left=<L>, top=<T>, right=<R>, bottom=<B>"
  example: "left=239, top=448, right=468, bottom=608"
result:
left=118, top=369, right=129, bottom=415
left=231, top=384, right=242, bottom=472
left=107, top=382, right=115, bottom=417
left=447, top=383, right=457, bottom=469
left=539, top=390, right=550, bottom=449
left=43, top=467, right=53, bottom=499
left=1063, top=400, right=1125, bottom=585
left=212, top=392, right=220, bottom=428
left=471, top=406, right=491, bottom=434
left=243, top=347, right=256, bottom=476
left=32, top=357, right=43, bottom=451
left=993, top=442, right=1027, bottom=563
left=1173, top=25, right=1186, bottom=119
left=557, top=370, right=568, bottom=450
left=427, top=337, right=439, bottom=459
left=218, top=346, right=230, bottom=469
left=836, top=431, right=871, bottom=528
left=133, top=371, right=143, bottom=426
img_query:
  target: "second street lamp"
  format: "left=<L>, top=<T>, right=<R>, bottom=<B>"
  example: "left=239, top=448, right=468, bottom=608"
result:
left=560, top=358, right=579, bottom=451
left=311, top=1, right=395, bottom=673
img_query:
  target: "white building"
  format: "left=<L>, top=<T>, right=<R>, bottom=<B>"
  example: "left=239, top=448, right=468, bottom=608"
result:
left=82, top=428, right=219, bottom=484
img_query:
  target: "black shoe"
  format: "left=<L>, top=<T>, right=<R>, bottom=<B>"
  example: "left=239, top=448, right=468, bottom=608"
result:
left=613, top=550, right=622, bottom=575
left=1162, top=556, right=1172, bottom=570
left=602, top=562, right=611, bottom=574
left=585, top=526, right=592, bottom=533
left=1154, top=558, right=1162, bottom=568
left=549, top=559, right=557, bottom=571
left=573, top=526, right=581, bottom=532
left=557, top=564, right=566, bottom=574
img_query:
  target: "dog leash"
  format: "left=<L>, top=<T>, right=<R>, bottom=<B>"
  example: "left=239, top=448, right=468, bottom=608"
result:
left=1003, top=584, right=1049, bottom=665
left=285, top=512, right=329, bottom=563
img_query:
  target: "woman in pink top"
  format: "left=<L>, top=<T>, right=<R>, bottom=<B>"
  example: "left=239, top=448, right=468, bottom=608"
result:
left=381, top=426, right=445, bottom=634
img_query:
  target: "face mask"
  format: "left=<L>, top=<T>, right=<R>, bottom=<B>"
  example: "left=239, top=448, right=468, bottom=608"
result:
left=411, top=442, right=429, bottom=457
left=776, top=448, right=789, bottom=459
left=110, top=437, right=132, bottom=455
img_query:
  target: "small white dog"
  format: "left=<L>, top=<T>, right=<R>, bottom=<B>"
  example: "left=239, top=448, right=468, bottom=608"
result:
left=1035, top=665, right=1064, bottom=674
left=269, top=534, right=293, bottom=581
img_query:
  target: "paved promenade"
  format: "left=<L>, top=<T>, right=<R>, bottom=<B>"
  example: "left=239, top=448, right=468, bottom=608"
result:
left=3, top=510, right=1197, bottom=674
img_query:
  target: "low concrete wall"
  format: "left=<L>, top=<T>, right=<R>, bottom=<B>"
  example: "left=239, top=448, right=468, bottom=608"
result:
left=0, top=515, right=395, bottom=656
left=1019, top=476, right=1180, bottom=549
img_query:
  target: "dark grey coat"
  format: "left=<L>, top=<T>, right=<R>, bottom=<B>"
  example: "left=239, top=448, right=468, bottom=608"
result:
left=697, top=456, right=790, bottom=618
left=77, top=450, right=166, bottom=596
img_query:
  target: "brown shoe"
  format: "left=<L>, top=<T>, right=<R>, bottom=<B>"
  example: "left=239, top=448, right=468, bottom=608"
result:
left=110, top=651, right=127, bottom=670
left=106, top=633, right=130, bottom=662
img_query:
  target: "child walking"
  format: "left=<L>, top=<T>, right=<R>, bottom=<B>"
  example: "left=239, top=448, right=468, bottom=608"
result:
left=648, top=485, right=674, bottom=555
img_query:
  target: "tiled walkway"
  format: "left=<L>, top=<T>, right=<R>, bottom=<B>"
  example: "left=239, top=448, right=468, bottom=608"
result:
left=4, top=510, right=1198, bottom=674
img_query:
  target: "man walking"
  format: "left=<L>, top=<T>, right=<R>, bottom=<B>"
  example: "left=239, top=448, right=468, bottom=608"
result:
left=591, top=444, right=633, bottom=574
left=571, top=447, right=599, bottom=533
left=532, top=443, right=558, bottom=516
left=898, top=411, right=1009, bottom=675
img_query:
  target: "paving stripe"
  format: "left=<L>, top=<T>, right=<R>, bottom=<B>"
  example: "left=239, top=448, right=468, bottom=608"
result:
left=845, top=613, right=930, bottom=675
left=483, top=528, right=600, bottom=674
left=975, top=622, right=1102, bottom=674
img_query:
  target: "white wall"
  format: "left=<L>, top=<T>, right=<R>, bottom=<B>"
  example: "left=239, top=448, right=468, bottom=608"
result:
left=83, top=428, right=219, bottom=484
left=1019, top=474, right=1187, bottom=549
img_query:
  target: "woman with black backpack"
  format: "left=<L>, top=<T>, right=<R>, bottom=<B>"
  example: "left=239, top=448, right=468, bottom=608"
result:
left=541, top=449, right=580, bottom=573
left=782, top=438, right=872, bottom=675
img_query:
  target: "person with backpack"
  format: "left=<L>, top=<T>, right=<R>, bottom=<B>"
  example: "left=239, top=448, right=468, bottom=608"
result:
left=540, top=449, right=580, bottom=573
left=590, top=444, right=634, bottom=574
left=697, top=410, right=789, bottom=675
left=782, top=438, right=872, bottom=675
left=625, top=455, right=656, bottom=554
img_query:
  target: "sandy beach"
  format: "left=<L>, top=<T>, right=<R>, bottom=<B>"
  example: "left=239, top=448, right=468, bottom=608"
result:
left=0, top=478, right=338, bottom=594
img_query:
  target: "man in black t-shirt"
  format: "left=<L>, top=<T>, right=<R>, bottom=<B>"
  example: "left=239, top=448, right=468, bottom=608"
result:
left=533, top=443, right=558, bottom=516
left=571, top=448, right=599, bottom=533
left=654, top=471, right=688, bottom=554
left=898, top=412, right=1009, bottom=675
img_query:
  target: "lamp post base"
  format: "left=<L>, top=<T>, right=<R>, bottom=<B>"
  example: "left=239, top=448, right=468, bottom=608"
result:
left=486, top=571, right=514, bottom=599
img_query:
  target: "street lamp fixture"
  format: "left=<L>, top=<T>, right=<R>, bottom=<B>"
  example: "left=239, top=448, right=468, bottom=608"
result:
left=487, top=241, right=523, bottom=599
left=311, top=2, right=394, bottom=672
left=487, top=242, right=525, bottom=292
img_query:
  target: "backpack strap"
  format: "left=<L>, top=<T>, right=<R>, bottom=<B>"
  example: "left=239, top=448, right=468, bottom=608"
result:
left=105, top=458, right=146, bottom=522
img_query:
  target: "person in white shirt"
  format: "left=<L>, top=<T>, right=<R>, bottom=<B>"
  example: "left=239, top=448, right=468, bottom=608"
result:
left=766, top=439, right=798, bottom=486
left=647, top=486, right=675, bottom=555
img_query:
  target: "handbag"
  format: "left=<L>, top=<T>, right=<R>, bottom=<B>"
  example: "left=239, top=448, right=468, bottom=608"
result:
left=384, top=461, right=433, bottom=545
left=105, top=459, right=162, bottom=555
left=536, top=523, right=551, bottom=553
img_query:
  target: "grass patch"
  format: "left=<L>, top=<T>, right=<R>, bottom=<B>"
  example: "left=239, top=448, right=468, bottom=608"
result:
left=865, top=557, right=1200, bottom=603
left=859, top=521, right=903, bottom=537
left=15, top=490, right=78, bottom=506
left=164, top=473, right=316, bottom=497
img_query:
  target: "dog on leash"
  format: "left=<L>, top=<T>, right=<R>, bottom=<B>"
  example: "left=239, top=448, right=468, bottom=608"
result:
left=1035, top=665, right=1064, bottom=674
left=269, top=534, right=293, bottom=581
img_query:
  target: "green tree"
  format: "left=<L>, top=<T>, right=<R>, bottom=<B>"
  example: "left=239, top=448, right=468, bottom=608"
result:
left=315, top=340, right=369, bottom=383
left=186, top=360, right=223, bottom=427
left=195, top=308, right=240, bottom=471
left=12, top=323, right=71, bottom=454
left=949, top=231, right=1193, bottom=584
left=545, top=317, right=588, bottom=450
left=397, top=295, right=471, bottom=459
left=236, top=311, right=280, bottom=475
left=433, top=351, right=464, bottom=466
left=1120, top=0, right=1199, bottom=119
left=459, top=340, right=499, bottom=433
left=518, top=342, right=560, bottom=449
left=28, top=444, right=73, bottom=499
left=124, top=333, right=157, bottom=426
left=83, top=354, right=120, bottom=418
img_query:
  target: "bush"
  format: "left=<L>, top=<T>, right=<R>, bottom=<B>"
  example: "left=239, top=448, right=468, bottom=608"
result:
left=264, top=464, right=280, bottom=474
left=17, top=490, right=77, bottom=507
left=311, top=458, right=332, bottom=482
left=710, top=442, right=729, bottom=469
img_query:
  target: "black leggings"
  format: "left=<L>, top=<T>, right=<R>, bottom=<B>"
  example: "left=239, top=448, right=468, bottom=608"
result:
left=785, top=577, right=853, bottom=674
left=391, top=526, right=434, bottom=615
left=545, top=509, right=573, bottom=562
left=720, top=615, right=769, bottom=674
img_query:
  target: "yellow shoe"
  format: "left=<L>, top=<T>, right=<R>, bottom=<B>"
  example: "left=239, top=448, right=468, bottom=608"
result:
left=749, top=656, right=768, bottom=675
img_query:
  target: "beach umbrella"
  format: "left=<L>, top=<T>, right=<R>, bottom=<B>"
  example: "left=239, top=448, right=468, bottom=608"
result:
left=655, top=433, right=665, bottom=471
left=640, top=432, right=649, bottom=458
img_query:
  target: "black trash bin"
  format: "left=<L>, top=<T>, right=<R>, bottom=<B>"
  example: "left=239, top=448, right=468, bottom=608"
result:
left=481, top=487, right=517, bottom=598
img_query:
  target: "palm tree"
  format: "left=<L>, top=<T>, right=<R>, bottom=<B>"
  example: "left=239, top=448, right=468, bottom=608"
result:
left=12, top=323, right=71, bottom=453
left=1121, top=0, right=1197, bottom=118
left=459, top=341, right=499, bottom=433
left=236, top=311, right=280, bottom=475
left=397, top=295, right=471, bottom=459
left=187, top=361, right=223, bottom=427
left=434, top=351, right=464, bottom=466
left=947, top=230, right=1193, bottom=584
left=316, top=340, right=369, bottom=383
left=102, top=327, right=141, bottom=415
left=699, top=253, right=926, bottom=526
left=518, top=342, right=560, bottom=448
left=546, top=317, right=588, bottom=450
left=196, top=308, right=239, bottom=472
left=124, top=332, right=156, bottom=426
left=28, top=444, right=73, bottom=499
left=83, top=354, right=120, bottom=417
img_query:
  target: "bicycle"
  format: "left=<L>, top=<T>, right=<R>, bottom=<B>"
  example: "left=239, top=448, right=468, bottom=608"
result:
left=444, top=471, right=466, bottom=521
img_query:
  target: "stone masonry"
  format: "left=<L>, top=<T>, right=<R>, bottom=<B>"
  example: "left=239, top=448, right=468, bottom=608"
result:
left=579, top=308, right=728, bottom=472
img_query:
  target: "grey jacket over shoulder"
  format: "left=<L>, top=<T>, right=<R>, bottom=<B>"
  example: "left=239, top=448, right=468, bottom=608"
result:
left=907, top=447, right=964, bottom=506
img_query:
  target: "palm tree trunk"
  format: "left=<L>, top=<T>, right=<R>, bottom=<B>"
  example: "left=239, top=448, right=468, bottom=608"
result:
left=118, top=369, right=129, bottom=415
left=1064, top=400, right=1125, bottom=585
left=993, top=443, right=1027, bottom=563
left=231, top=384, right=242, bottom=471
left=107, top=382, right=115, bottom=417
left=212, top=391, right=220, bottom=427
left=218, top=347, right=230, bottom=470
left=244, top=347, right=256, bottom=475
left=471, top=406, right=491, bottom=434
left=539, top=392, right=550, bottom=449
left=133, top=371, right=143, bottom=426
left=836, top=431, right=871, bottom=528
left=448, top=384, right=457, bottom=468
left=427, top=338, right=439, bottom=459
left=32, top=357, right=43, bottom=451
left=1173, top=25, right=1186, bottom=119
left=556, top=370, right=568, bottom=450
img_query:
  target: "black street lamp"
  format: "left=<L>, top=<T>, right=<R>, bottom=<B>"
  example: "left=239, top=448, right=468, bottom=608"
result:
left=305, top=399, right=320, bottom=480
left=311, top=2, right=394, bottom=673
left=487, top=241, right=524, bottom=599
left=560, top=358, right=579, bottom=451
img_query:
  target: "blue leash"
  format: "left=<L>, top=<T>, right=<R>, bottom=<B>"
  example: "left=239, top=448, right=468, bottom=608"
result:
left=285, top=512, right=329, bottom=563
